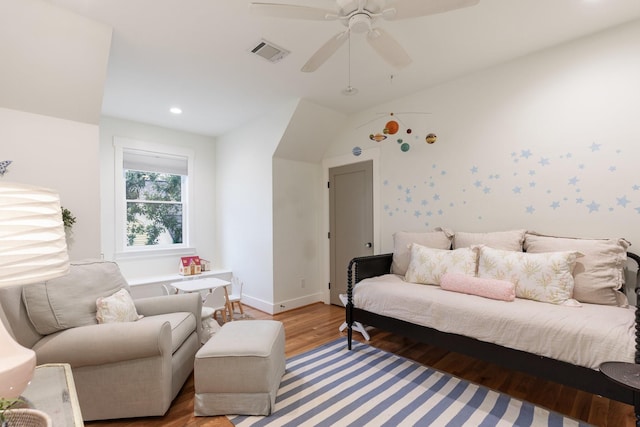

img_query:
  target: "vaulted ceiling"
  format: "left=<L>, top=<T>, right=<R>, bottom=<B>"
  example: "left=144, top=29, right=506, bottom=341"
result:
left=44, top=0, right=640, bottom=136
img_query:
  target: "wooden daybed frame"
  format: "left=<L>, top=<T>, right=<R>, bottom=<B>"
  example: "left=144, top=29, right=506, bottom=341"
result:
left=345, top=251, right=640, bottom=418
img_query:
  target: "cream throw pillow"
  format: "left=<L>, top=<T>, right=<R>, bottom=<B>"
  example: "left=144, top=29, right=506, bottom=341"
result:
left=477, top=246, right=581, bottom=306
left=453, top=229, right=526, bottom=251
left=405, top=244, right=478, bottom=285
left=96, top=289, right=143, bottom=323
left=523, top=232, right=630, bottom=306
left=391, top=230, right=453, bottom=275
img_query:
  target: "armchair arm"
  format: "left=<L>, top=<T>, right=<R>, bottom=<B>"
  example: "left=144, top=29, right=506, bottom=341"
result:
left=33, top=317, right=172, bottom=368
left=134, top=292, right=202, bottom=342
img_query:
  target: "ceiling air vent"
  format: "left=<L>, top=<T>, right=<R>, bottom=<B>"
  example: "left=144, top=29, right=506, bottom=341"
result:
left=250, top=39, right=290, bottom=63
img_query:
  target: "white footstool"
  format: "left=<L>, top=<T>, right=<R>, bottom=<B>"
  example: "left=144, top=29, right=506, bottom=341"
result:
left=194, top=320, right=285, bottom=416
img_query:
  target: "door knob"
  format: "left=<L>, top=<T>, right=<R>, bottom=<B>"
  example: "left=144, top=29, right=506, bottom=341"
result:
left=365, top=242, right=372, bottom=248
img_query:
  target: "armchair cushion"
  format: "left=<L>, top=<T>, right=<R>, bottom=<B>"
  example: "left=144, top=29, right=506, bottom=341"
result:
left=22, top=260, right=128, bottom=335
left=33, top=317, right=173, bottom=367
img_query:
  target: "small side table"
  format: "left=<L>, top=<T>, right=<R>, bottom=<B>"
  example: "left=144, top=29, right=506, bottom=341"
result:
left=600, top=361, right=640, bottom=427
left=22, top=363, right=84, bottom=426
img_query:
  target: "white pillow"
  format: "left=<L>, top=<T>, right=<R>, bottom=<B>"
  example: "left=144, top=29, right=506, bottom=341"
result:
left=477, top=246, right=581, bottom=306
left=404, top=244, right=478, bottom=285
left=96, top=289, right=143, bottom=323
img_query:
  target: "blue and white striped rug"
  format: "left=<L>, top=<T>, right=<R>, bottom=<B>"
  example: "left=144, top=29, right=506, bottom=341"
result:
left=230, top=339, right=592, bottom=427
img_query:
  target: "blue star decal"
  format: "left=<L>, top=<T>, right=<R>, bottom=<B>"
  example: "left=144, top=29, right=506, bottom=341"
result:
left=589, top=142, right=601, bottom=152
left=433, top=194, right=440, bottom=201
left=539, top=157, right=550, bottom=166
left=526, top=205, right=535, bottom=214
left=587, top=201, right=600, bottom=213
left=568, top=176, right=579, bottom=185
left=470, top=166, right=479, bottom=174
left=521, top=150, right=533, bottom=159
left=576, top=198, right=584, bottom=204
left=617, top=196, right=630, bottom=208
left=513, top=186, right=522, bottom=194
left=550, top=201, right=560, bottom=209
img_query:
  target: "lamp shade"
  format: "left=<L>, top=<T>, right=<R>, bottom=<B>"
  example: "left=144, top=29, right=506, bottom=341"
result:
left=0, top=182, right=70, bottom=287
left=0, top=182, right=70, bottom=399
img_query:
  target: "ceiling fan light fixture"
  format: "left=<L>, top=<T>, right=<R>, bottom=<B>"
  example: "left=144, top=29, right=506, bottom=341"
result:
left=349, top=13, right=372, bottom=33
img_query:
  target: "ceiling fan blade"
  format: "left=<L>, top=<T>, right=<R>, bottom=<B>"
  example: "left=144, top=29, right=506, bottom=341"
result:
left=366, top=28, right=411, bottom=69
left=384, top=0, right=480, bottom=20
left=249, top=2, right=336, bottom=21
left=301, top=31, right=349, bottom=73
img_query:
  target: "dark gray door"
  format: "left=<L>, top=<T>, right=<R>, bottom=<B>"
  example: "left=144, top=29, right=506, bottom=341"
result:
left=329, top=161, right=373, bottom=305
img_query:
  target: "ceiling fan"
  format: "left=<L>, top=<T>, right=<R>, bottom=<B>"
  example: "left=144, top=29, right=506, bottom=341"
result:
left=249, top=0, right=480, bottom=72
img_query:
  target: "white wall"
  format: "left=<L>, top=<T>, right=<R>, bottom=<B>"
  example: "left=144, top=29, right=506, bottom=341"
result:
left=272, top=158, right=323, bottom=311
left=216, top=100, right=297, bottom=313
left=0, top=0, right=112, bottom=125
left=99, top=116, right=217, bottom=282
left=324, top=20, right=640, bottom=254
left=0, top=108, right=102, bottom=260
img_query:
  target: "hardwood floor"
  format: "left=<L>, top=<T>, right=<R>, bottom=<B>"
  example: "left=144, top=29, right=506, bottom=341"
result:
left=86, top=303, right=634, bottom=427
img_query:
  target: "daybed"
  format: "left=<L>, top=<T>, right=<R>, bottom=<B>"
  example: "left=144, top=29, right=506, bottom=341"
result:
left=0, top=259, right=202, bottom=421
left=345, top=229, right=640, bottom=414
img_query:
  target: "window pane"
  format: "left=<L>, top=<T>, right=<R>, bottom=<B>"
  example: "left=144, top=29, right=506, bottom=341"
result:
left=125, top=171, right=182, bottom=202
left=126, top=202, right=183, bottom=246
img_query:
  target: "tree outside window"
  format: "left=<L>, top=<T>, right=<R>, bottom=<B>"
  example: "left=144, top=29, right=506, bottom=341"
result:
left=125, top=170, right=184, bottom=247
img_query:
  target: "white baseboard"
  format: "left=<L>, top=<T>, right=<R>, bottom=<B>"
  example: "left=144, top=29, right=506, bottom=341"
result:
left=242, top=292, right=325, bottom=315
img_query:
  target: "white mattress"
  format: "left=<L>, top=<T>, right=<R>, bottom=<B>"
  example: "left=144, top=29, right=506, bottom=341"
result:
left=354, top=274, right=636, bottom=369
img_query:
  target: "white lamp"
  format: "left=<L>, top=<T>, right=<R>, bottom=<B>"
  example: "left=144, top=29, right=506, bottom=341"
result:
left=0, top=182, right=70, bottom=399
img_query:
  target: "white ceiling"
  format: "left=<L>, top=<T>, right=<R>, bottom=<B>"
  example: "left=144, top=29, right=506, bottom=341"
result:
left=47, top=0, right=640, bottom=137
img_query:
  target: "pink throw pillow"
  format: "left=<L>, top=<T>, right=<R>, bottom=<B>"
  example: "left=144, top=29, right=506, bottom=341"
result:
left=440, top=273, right=515, bottom=302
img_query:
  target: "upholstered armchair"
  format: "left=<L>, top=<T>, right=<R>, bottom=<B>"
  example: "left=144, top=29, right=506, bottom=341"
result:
left=0, top=259, right=202, bottom=421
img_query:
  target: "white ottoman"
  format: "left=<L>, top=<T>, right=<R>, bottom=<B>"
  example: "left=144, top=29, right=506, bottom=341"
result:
left=194, top=320, right=285, bottom=416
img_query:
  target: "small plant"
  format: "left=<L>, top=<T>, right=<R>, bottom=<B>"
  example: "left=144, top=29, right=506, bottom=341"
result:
left=61, top=207, right=76, bottom=229
left=0, top=398, right=22, bottom=426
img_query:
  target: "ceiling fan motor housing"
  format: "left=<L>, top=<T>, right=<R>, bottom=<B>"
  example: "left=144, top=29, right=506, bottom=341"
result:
left=349, top=13, right=372, bottom=33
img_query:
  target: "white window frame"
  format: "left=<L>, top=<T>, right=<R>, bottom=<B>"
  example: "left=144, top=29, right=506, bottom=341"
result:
left=114, top=137, right=196, bottom=259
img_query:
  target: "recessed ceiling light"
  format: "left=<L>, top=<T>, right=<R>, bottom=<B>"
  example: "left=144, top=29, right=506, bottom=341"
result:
left=169, top=107, right=183, bottom=115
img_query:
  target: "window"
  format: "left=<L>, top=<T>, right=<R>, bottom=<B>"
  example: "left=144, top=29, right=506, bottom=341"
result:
left=114, top=138, right=195, bottom=256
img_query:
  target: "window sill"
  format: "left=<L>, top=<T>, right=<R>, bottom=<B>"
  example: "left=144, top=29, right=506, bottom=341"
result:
left=115, top=246, right=197, bottom=261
